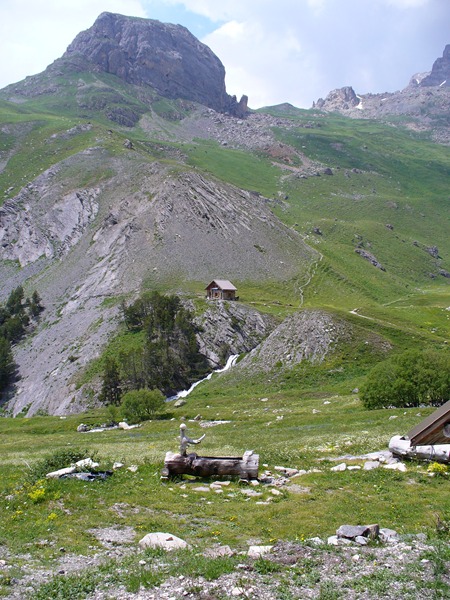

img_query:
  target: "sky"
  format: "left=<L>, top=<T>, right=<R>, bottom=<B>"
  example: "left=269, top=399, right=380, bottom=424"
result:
left=0, top=0, right=448, bottom=108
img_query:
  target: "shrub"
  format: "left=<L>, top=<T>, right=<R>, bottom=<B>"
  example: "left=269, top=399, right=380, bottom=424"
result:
left=120, top=388, right=165, bottom=423
left=361, top=349, right=450, bottom=409
left=26, top=448, right=92, bottom=484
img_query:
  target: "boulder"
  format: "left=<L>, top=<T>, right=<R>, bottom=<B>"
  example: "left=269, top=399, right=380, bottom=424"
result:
left=139, top=532, right=188, bottom=551
left=247, top=545, right=273, bottom=559
left=337, top=525, right=369, bottom=539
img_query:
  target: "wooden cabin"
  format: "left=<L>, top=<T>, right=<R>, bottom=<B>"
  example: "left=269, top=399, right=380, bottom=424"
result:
left=205, top=280, right=237, bottom=301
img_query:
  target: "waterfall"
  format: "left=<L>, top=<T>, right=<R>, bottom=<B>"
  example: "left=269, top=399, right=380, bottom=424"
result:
left=168, top=354, right=239, bottom=401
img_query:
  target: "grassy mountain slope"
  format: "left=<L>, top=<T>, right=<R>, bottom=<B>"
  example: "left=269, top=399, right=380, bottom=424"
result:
left=0, top=69, right=448, bottom=416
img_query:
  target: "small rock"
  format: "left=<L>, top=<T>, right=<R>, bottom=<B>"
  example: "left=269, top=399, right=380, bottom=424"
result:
left=113, top=462, right=124, bottom=470
left=331, top=463, right=347, bottom=472
left=327, top=535, right=339, bottom=546
left=77, top=424, right=90, bottom=432
left=379, top=528, right=400, bottom=544
left=274, top=466, right=299, bottom=477
left=363, top=461, right=380, bottom=471
left=355, top=536, right=368, bottom=546
left=204, top=545, right=234, bottom=558
left=173, top=399, right=186, bottom=408
left=307, top=537, right=324, bottom=545
left=384, top=462, right=407, bottom=472
left=247, top=545, right=273, bottom=558
left=127, top=465, right=138, bottom=473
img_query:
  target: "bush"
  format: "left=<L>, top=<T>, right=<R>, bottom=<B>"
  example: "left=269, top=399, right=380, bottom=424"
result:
left=121, top=388, right=166, bottom=423
left=361, top=349, right=450, bottom=409
left=26, top=448, right=92, bottom=484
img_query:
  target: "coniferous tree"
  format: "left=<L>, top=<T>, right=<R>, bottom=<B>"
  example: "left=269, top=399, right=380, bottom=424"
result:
left=0, top=337, right=15, bottom=392
left=99, top=357, right=122, bottom=405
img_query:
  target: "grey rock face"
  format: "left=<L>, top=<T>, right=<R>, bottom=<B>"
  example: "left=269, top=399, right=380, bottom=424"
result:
left=314, top=86, right=360, bottom=111
left=195, top=300, right=277, bottom=368
left=237, top=310, right=347, bottom=374
left=420, top=44, right=450, bottom=87
left=63, top=12, right=236, bottom=114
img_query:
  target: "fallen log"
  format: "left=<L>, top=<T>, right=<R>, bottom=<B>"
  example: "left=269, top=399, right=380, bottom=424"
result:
left=162, top=450, right=259, bottom=480
left=389, top=435, right=450, bottom=464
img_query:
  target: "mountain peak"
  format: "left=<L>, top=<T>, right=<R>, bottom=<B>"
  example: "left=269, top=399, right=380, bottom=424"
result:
left=62, top=12, right=238, bottom=113
left=419, top=44, right=450, bottom=87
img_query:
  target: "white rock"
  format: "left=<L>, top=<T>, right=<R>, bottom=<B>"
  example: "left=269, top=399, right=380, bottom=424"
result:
left=307, top=537, right=324, bottom=545
left=355, top=536, right=368, bottom=546
left=327, top=535, right=339, bottom=546
left=113, top=462, right=124, bottom=470
left=384, top=462, right=407, bottom=472
left=331, top=463, right=347, bottom=472
left=347, top=466, right=361, bottom=471
left=193, top=486, right=211, bottom=492
left=271, top=489, right=282, bottom=496
left=76, top=458, right=99, bottom=469
left=247, top=545, right=273, bottom=558
left=139, top=532, right=189, bottom=551
left=118, top=421, right=141, bottom=430
left=363, top=461, right=380, bottom=470
left=127, top=465, right=138, bottom=473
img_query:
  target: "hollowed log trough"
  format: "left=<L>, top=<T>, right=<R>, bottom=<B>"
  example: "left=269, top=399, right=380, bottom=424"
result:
left=162, top=450, right=259, bottom=480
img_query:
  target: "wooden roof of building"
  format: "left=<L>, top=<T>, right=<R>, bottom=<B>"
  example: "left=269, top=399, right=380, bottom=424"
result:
left=205, top=280, right=237, bottom=291
left=407, top=400, right=450, bottom=446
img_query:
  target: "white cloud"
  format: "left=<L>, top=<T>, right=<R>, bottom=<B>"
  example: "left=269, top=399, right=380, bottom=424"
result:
left=0, top=0, right=146, bottom=88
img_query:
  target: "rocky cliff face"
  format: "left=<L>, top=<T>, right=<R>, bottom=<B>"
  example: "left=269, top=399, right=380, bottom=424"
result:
left=0, top=135, right=317, bottom=415
left=51, top=12, right=242, bottom=116
left=420, top=44, right=450, bottom=87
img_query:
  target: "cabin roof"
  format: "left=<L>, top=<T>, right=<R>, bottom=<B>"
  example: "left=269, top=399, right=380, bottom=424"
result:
left=205, top=280, right=237, bottom=291
left=407, top=399, right=450, bottom=446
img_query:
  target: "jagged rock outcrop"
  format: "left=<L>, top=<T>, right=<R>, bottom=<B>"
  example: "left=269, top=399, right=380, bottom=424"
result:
left=235, top=310, right=346, bottom=373
left=0, top=171, right=99, bottom=266
left=420, top=45, right=450, bottom=87
left=312, top=46, right=450, bottom=143
left=194, top=300, right=277, bottom=367
left=50, top=12, right=243, bottom=116
left=314, top=86, right=360, bottom=111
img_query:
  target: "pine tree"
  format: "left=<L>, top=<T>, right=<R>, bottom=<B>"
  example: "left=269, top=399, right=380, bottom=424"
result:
left=0, top=337, right=15, bottom=392
left=99, top=357, right=122, bottom=405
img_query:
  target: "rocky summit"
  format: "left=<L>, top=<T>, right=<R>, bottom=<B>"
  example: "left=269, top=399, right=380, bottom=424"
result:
left=3, top=12, right=248, bottom=118
left=313, top=44, right=450, bottom=143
